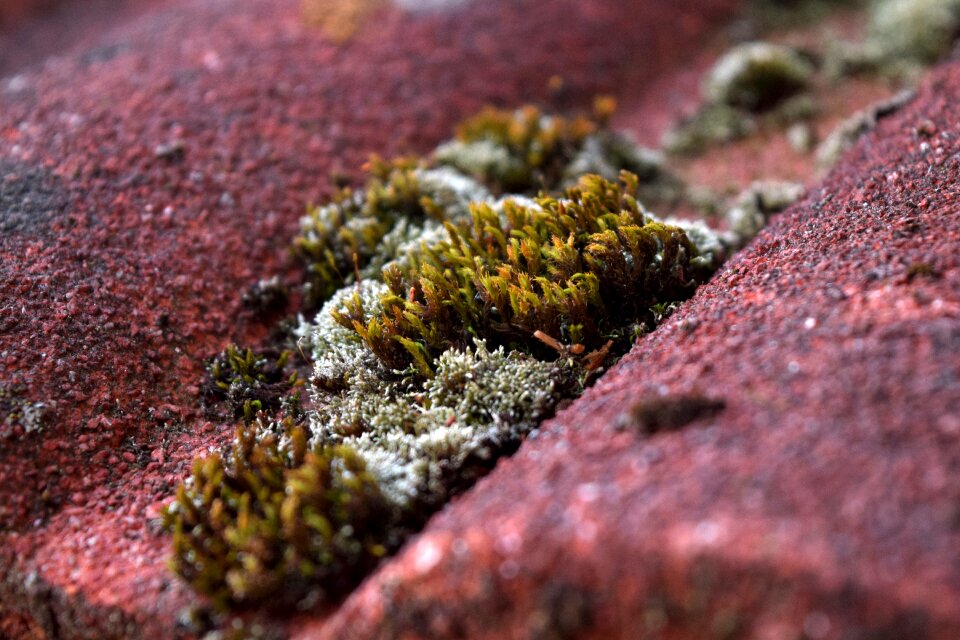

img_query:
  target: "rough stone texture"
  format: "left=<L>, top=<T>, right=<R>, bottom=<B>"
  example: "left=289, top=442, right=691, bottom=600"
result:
left=0, top=0, right=742, bottom=637
left=0, top=1, right=57, bottom=27
left=0, top=0, right=163, bottom=78
left=311, top=64, right=960, bottom=639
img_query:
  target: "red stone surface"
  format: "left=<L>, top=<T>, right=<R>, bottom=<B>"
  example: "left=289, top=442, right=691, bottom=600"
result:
left=0, top=0, right=743, bottom=637
left=0, top=1, right=58, bottom=28
left=311, top=67, right=960, bottom=639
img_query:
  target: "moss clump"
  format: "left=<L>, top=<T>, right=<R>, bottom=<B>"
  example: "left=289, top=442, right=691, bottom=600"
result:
left=336, top=172, right=709, bottom=374
left=433, top=100, right=675, bottom=199
left=166, top=341, right=565, bottom=609
left=866, top=0, right=960, bottom=65
left=663, top=103, right=759, bottom=155
left=293, top=158, right=488, bottom=308
left=295, top=103, right=682, bottom=311
left=665, top=41, right=815, bottom=155
left=434, top=104, right=597, bottom=194
left=704, top=42, right=814, bottom=111
left=204, top=345, right=303, bottom=418
left=162, top=423, right=400, bottom=609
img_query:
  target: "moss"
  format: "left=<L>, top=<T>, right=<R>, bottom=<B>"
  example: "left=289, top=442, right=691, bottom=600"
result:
left=866, top=0, right=960, bottom=65
left=434, top=104, right=597, bottom=194
left=338, top=172, right=710, bottom=373
left=703, top=42, right=814, bottom=112
left=293, top=158, right=485, bottom=308
left=203, top=345, right=304, bottom=419
left=165, top=341, right=567, bottom=609
left=665, top=42, right=816, bottom=155
left=663, top=103, right=758, bottom=155
left=433, top=99, right=677, bottom=199
left=166, top=102, right=750, bottom=614
left=161, top=423, right=401, bottom=608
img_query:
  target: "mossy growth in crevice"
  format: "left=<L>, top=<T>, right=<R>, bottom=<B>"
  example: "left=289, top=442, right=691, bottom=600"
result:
left=163, top=100, right=767, bottom=614
left=335, top=171, right=713, bottom=375
left=824, top=0, right=960, bottom=78
left=202, top=345, right=305, bottom=420
left=435, top=99, right=681, bottom=201
left=163, top=421, right=403, bottom=609
left=293, top=101, right=683, bottom=310
left=292, top=157, right=455, bottom=308
left=664, top=41, right=816, bottom=155
left=0, top=384, right=47, bottom=438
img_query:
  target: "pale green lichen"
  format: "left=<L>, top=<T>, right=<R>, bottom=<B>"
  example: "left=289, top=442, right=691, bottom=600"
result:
left=309, top=339, right=568, bottom=509
left=307, top=279, right=390, bottom=391
left=0, top=385, right=47, bottom=436
left=725, top=180, right=806, bottom=238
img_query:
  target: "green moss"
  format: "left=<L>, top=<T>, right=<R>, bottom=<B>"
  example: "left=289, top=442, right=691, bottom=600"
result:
left=433, top=100, right=677, bottom=199
left=704, top=42, right=814, bottom=112
left=337, top=172, right=709, bottom=373
left=162, top=423, right=400, bottom=608
left=665, top=42, right=816, bottom=155
left=204, top=345, right=304, bottom=419
left=293, top=158, right=488, bottom=308
left=434, top=104, right=597, bottom=194
left=866, top=0, right=960, bottom=65
left=165, top=340, right=567, bottom=609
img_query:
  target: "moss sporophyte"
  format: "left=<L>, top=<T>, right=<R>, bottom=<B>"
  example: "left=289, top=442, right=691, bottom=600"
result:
left=162, top=102, right=796, bottom=610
